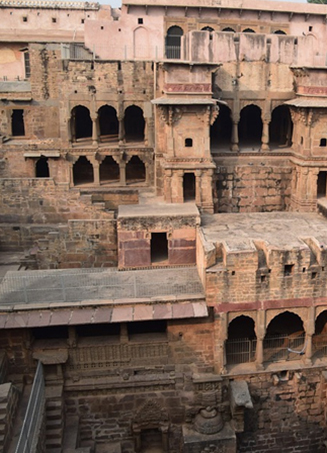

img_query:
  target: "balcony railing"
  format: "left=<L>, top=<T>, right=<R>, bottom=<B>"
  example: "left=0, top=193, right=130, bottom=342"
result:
left=313, top=334, right=327, bottom=358
left=165, top=46, right=181, bottom=59
left=226, top=338, right=257, bottom=365
left=263, top=332, right=305, bottom=363
left=15, top=361, right=45, bottom=453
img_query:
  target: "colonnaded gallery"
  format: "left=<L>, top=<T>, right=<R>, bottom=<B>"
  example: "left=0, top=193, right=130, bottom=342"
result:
left=2, top=0, right=327, bottom=451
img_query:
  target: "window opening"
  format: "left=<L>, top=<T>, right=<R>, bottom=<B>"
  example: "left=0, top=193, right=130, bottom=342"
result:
left=36, top=157, right=49, bottom=178
left=165, top=25, right=183, bottom=59
left=11, top=109, right=25, bottom=136
left=185, top=138, right=193, bottom=147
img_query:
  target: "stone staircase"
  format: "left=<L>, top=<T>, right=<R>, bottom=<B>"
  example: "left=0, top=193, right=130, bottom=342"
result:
left=0, top=382, right=19, bottom=452
left=45, top=385, right=64, bottom=453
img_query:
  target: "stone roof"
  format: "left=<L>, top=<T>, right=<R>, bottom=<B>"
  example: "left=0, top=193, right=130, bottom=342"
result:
left=284, top=97, right=327, bottom=108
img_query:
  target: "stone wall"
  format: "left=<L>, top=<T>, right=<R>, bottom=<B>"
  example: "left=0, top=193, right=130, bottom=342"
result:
left=213, top=162, right=292, bottom=213
left=235, top=368, right=327, bottom=453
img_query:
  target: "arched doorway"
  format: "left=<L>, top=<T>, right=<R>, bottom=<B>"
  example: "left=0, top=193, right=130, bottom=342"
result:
left=238, top=104, right=262, bottom=148
left=71, top=106, right=92, bottom=141
left=269, top=105, right=293, bottom=148
left=98, top=105, right=118, bottom=142
left=73, top=156, right=94, bottom=185
left=100, top=156, right=120, bottom=184
left=210, top=104, right=232, bottom=150
left=264, top=311, right=305, bottom=363
left=274, top=30, right=287, bottom=35
left=165, top=26, right=183, bottom=59
left=124, top=106, right=145, bottom=143
left=183, top=173, right=196, bottom=202
left=242, top=28, right=255, bottom=33
left=126, top=156, right=146, bottom=183
left=35, top=157, right=49, bottom=178
left=222, top=27, right=235, bottom=33
left=226, top=316, right=257, bottom=365
left=313, top=311, right=327, bottom=359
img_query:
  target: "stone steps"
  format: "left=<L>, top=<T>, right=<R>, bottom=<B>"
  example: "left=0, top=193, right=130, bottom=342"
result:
left=45, top=385, right=64, bottom=453
left=0, top=383, right=19, bottom=453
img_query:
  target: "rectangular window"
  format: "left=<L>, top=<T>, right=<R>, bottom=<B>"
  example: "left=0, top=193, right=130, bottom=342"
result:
left=24, top=52, right=31, bottom=78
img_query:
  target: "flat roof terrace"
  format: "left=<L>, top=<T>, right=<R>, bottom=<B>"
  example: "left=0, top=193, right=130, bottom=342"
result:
left=201, top=211, right=327, bottom=251
left=0, top=266, right=206, bottom=329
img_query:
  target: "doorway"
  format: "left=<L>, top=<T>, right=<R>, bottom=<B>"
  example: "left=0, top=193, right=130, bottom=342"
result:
left=151, top=233, right=168, bottom=264
left=183, top=173, right=196, bottom=201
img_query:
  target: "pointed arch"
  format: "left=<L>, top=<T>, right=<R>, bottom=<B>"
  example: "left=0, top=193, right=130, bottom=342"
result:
left=134, top=26, right=149, bottom=58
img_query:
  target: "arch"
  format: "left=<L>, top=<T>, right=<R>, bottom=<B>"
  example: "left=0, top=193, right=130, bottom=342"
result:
left=98, top=105, right=118, bottom=142
left=100, top=156, right=120, bottom=184
left=35, top=156, right=49, bottom=178
left=126, top=155, right=146, bottom=183
left=210, top=104, right=232, bottom=149
left=313, top=310, right=327, bottom=359
left=73, top=156, right=94, bottom=186
left=238, top=104, right=262, bottom=147
left=242, top=28, right=255, bottom=33
left=134, top=26, right=149, bottom=58
left=222, top=27, right=235, bottom=33
left=183, top=172, right=196, bottom=202
left=269, top=105, right=293, bottom=148
left=12, top=109, right=25, bottom=136
left=201, top=26, right=214, bottom=32
left=124, top=105, right=145, bottom=142
left=274, top=30, right=287, bottom=35
left=71, top=105, right=92, bottom=141
left=264, top=311, right=305, bottom=363
left=226, top=316, right=256, bottom=365
left=165, top=25, right=183, bottom=59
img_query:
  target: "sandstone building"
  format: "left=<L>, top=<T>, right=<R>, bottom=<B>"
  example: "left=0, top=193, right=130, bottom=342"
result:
left=2, top=0, right=327, bottom=451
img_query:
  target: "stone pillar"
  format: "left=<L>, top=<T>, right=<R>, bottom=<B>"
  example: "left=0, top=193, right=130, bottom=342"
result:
left=144, top=118, right=148, bottom=146
left=165, top=170, right=172, bottom=203
left=261, top=120, right=270, bottom=151
left=231, top=121, right=239, bottom=151
left=93, top=161, right=100, bottom=186
left=304, top=306, right=315, bottom=365
left=145, top=162, right=150, bottom=185
left=70, top=113, right=76, bottom=143
left=120, top=162, right=126, bottom=185
left=118, top=116, right=125, bottom=145
left=178, top=171, right=184, bottom=204
left=195, top=170, right=202, bottom=206
left=91, top=116, right=98, bottom=146
left=256, top=309, right=266, bottom=370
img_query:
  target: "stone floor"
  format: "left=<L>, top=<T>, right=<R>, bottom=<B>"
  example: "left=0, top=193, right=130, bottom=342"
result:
left=201, top=211, right=327, bottom=251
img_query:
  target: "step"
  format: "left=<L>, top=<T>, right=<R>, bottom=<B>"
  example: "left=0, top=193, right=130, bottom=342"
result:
left=47, top=418, right=63, bottom=429
left=46, top=427, right=63, bottom=440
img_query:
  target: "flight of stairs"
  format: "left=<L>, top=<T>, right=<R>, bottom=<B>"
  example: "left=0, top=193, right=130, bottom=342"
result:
left=45, top=385, right=64, bottom=453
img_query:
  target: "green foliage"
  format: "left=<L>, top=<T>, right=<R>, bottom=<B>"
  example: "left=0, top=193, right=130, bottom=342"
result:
left=307, top=0, right=327, bottom=4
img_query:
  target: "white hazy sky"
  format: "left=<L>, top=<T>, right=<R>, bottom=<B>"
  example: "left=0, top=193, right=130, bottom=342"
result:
left=104, top=0, right=308, bottom=7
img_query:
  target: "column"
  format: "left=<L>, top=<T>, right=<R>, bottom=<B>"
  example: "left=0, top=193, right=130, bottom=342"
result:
left=177, top=171, right=184, bottom=204
left=144, top=118, right=148, bottom=146
left=93, top=161, right=100, bottom=186
left=256, top=309, right=266, bottom=370
left=145, top=163, right=150, bottom=185
left=70, top=113, right=75, bottom=143
left=164, top=170, right=172, bottom=203
left=118, top=116, right=125, bottom=145
left=261, top=120, right=270, bottom=151
left=120, top=162, right=126, bottom=185
left=91, top=117, right=98, bottom=146
left=231, top=121, right=239, bottom=151
left=304, top=306, right=315, bottom=365
left=195, top=170, right=202, bottom=206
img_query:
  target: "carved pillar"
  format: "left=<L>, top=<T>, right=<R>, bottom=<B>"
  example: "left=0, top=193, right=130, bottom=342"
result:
left=69, top=163, right=74, bottom=187
left=118, top=116, right=125, bottom=145
left=144, top=118, right=148, bottom=146
left=195, top=170, right=202, bottom=206
left=231, top=121, right=239, bottom=151
left=91, top=116, right=98, bottom=146
left=261, top=120, right=270, bottom=151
